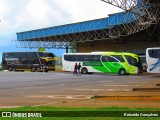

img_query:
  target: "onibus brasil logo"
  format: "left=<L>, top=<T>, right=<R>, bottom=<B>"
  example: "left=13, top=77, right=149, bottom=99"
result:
left=1, top=112, right=42, bottom=118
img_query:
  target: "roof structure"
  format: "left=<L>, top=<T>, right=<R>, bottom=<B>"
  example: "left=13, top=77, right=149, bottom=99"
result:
left=17, top=12, right=138, bottom=41
left=16, top=0, right=159, bottom=49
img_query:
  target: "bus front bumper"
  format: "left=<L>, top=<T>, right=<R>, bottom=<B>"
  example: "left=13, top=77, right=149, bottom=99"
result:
left=48, top=67, right=55, bottom=71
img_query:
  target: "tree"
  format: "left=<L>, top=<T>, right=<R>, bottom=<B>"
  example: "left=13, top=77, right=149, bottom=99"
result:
left=38, top=47, right=46, bottom=52
left=69, top=42, right=76, bottom=53
left=0, top=62, right=3, bottom=71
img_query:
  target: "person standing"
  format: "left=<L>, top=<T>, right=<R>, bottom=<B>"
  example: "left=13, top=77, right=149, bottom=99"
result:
left=77, top=63, right=82, bottom=76
left=73, top=63, right=78, bottom=76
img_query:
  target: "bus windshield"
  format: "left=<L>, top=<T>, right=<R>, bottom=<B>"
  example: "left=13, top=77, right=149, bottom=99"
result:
left=124, top=55, right=141, bottom=67
left=148, top=49, right=160, bottom=58
left=38, top=52, right=54, bottom=58
left=47, top=60, right=55, bottom=66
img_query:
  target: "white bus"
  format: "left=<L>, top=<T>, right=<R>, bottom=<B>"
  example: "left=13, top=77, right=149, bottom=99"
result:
left=62, top=52, right=142, bottom=75
left=146, top=47, right=160, bottom=73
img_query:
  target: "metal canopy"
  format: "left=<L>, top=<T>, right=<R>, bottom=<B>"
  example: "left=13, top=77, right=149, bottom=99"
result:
left=16, top=0, right=160, bottom=49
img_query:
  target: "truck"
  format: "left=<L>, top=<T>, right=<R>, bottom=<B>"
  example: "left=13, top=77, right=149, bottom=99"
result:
left=2, top=52, right=55, bottom=72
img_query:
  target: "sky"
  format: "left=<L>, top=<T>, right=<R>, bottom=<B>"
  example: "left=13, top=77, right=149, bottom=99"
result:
left=0, top=0, right=123, bottom=62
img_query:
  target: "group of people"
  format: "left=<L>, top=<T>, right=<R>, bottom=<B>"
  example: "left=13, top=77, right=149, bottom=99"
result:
left=73, top=63, right=82, bottom=76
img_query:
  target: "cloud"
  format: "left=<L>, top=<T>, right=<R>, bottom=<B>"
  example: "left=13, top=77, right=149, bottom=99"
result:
left=52, top=0, right=123, bottom=22
left=14, top=0, right=71, bottom=31
left=0, top=0, right=123, bottom=46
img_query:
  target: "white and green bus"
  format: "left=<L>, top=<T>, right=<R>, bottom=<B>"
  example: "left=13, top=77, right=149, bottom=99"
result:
left=62, top=52, right=143, bottom=75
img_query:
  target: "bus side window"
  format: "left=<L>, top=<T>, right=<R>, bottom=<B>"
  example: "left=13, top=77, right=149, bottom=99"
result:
left=92, top=55, right=101, bottom=62
left=148, top=49, right=160, bottom=58
left=82, top=55, right=92, bottom=61
left=102, top=56, right=107, bottom=62
left=74, top=55, right=82, bottom=61
left=102, top=56, right=116, bottom=62
left=112, top=55, right=125, bottom=62
left=64, top=55, right=73, bottom=61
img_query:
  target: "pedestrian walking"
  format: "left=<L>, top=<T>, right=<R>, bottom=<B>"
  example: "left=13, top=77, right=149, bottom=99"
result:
left=73, top=63, right=78, bottom=76
left=77, top=63, right=82, bottom=76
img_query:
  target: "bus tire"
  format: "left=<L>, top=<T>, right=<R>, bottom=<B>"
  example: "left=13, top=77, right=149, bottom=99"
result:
left=8, top=67, right=12, bottom=72
left=12, top=68, right=16, bottom=72
left=31, top=67, right=36, bottom=72
left=81, top=67, right=88, bottom=74
left=36, top=67, right=41, bottom=72
left=119, top=68, right=126, bottom=75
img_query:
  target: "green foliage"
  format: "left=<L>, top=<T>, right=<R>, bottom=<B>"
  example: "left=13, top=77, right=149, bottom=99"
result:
left=38, top=48, right=46, bottom=52
left=69, top=42, right=76, bottom=53
left=0, top=62, right=3, bottom=71
left=1, top=106, right=160, bottom=111
left=0, top=107, right=160, bottom=120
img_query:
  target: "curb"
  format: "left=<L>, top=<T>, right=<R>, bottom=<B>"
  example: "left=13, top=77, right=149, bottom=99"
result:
left=132, top=88, right=160, bottom=91
left=94, top=95, right=160, bottom=101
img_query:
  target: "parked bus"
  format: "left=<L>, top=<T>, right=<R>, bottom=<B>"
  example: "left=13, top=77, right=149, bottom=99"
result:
left=146, top=47, right=160, bottom=73
left=62, top=52, right=142, bottom=75
left=2, top=52, right=55, bottom=72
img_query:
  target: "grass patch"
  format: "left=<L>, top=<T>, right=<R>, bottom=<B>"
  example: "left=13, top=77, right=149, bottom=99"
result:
left=0, top=106, right=160, bottom=120
left=1, top=106, right=160, bottom=111
left=0, top=67, right=3, bottom=71
left=55, top=65, right=62, bottom=71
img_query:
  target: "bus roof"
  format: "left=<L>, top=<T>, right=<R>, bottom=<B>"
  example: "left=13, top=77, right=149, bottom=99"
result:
left=63, top=52, right=138, bottom=56
left=63, top=53, right=104, bottom=55
left=146, top=47, right=160, bottom=50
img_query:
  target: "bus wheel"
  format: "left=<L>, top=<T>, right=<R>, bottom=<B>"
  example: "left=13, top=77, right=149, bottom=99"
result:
left=81, top=67, right=88, bottom=74
left=31, top=67, right=36, bottom=72
left=119, top=69, right=126, bottom=75
left=36, top=68, right=41, bottom=72
left=9, top=67, right=12, bottom=72
left=12, top=68, right=16, bottom=72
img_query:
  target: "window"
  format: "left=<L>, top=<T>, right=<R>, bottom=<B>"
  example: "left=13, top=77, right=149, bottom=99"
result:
left=102, top=56, right=116, bottom=62
left=112, top=55, right=125, bottom=62
left=64, top=55, right=74, bottom=61
left=148, top=49, right=160, bottom=58
left=47, top=60, right=55, bottom=66
left=27, top=52, right=39, bottom=64
left=3, top=53, right=14, bottom=58
left=82, top=55, right=92, bottom=61
left=73, top=55, right=82, bottom=61
left=38, top=52, right=54, bottom=57
left=125, top=56, right=138, bottom=66
left=102, top=55, right=124, bottom=62
left=92, top=55, right=101, bottom=62
left=17, top=53, right=26, bottom=64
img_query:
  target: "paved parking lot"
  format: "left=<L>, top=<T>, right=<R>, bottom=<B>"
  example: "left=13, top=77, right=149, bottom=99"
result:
left=0, top=72, right=160, bottom=108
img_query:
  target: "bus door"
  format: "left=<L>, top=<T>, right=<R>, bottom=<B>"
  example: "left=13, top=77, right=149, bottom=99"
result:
left=100, top=55, right=124, bottom=73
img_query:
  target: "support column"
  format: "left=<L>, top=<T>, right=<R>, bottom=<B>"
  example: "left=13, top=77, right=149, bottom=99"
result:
left=66, top=47, right=68, bottom=53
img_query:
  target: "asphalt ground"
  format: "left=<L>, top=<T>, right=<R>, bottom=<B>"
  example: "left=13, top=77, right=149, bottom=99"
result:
left=0, top=71, right=160, bottom=108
